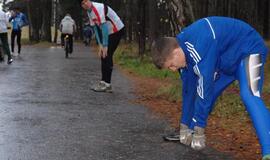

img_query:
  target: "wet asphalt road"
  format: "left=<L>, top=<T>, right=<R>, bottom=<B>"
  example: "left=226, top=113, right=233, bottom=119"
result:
left=0, top=45, right=234, bottom=160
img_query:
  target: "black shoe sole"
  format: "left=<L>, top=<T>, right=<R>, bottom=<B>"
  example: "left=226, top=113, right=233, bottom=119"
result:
left=162, top=134, right=180, bottom=142
left=7, top=59, right=13, bottom=64
left=91, top=87, right=113, bottom=93
left=92, top=89, right=113, bottom=93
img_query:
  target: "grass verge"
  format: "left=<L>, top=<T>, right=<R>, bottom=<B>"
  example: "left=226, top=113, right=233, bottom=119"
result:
left=114, top=43, right=179, bottom=80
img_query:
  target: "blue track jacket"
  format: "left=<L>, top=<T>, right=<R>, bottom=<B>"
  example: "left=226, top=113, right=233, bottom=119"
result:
left=9, top=12, right=28, bottom=31
left=176, top=16, right=268, bottom=128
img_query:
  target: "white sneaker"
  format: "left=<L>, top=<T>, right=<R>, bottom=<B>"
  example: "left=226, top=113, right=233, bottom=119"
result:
left=92, top=81, right=112, bottom=93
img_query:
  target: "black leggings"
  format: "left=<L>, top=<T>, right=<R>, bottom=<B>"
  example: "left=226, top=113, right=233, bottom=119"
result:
left=0, top=33, right=11, bottom=59
left=11, top=30, right=21, bottom=53
left=101, top=28, right=124, bottom=83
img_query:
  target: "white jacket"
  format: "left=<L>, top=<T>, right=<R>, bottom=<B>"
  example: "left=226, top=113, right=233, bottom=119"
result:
left=0, top=10, right=9, bottom=33
left=60, top=16, right=76, bottom=35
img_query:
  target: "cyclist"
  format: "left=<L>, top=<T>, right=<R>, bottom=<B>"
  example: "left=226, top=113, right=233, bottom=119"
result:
left=60, top=13, right=76, bottom=53
left=83, top=21, right=93, bottom=46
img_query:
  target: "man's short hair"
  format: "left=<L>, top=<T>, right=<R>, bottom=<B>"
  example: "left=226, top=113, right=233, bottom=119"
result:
left=13, top=7, right=20, bottom=11
left=150, top=37, right=179, bottom=69
left=79, top=0, right=88, bottom=4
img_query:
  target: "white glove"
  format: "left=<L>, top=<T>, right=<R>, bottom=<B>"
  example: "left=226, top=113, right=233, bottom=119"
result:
left=179, top=123, right=193, bottom=145
left=191, top=126, right=206, bottom=150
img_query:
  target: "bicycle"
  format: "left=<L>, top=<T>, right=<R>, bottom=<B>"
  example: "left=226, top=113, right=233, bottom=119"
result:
left=64, top=35, right=71, bottom=58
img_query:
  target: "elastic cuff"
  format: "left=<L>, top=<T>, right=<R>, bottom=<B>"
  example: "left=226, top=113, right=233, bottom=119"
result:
left=180, top=120, right=191, bottom=128
left=190, top=119, right=207, bottom=130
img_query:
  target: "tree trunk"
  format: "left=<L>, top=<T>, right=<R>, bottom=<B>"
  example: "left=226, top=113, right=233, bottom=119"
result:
left=53, top=0, right=59, bottom=43
left=127, top=0, right=133, bottom=42
left=263, top=0, right=270, bottom=39
left=26, top=0, right=33, bottom=41
left=148, top=0, right=159, bottom=43
left=27, top=0, right=42, bottom=42
left=41, top=0, right=52, bottom=42
left=138, top=0, right=146, bottom=57
left=167, top=0, right=195, bottom=34
left=183, top=0, right=195, bottom=25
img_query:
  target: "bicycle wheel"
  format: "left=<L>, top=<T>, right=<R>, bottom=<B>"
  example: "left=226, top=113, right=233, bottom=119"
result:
left=68, top=38, right=72, bottom=54
left=65, top=39, right=69, bottom=58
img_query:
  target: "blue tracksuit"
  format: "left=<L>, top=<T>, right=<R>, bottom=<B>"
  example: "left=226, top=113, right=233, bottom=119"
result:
left=177, top=16, right=270, bottom=156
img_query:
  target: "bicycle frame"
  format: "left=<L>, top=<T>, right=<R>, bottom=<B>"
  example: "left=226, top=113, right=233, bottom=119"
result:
left=64, top=35, right=70, bottom=58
